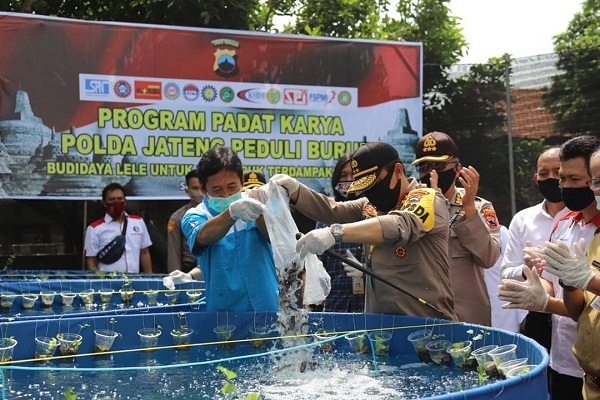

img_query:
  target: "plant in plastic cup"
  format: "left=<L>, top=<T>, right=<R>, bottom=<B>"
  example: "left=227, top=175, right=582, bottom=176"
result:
left=368, top=331, right=392, bottom=356
left=40, top=291, right=56, bottom=307
left=0, top=337, right=17, bottom=363
left=498, top=357, right=528, bottom=379
left=79, top=289, right=95, bottom=305
left=21, top=294, right=38, bottom=310
left=99, top=290, right=113, bottom=304
left=346, top=332, right=369, bottom=354
left=471, top=344, right=500, bottom=377
left=506, top=364, right=538, bottom=378
left=60, top=292, right=76, bottom=307
left=314, top=329, right=336, bottom=353
left=447, top=340, right=476, bottom=370
left=119, top=286, right=134, bottom=304
left=171, top=327, right=194, bottom=349
left=164, top=291, right=179, bottom=305
left=144, top=290, right=159, bottom=306
left=249, top=326, right=271, bottom=350
left=407, top=329, right=432, bottom=362
left=138, top=327, right=162, bottom=351
left=186, top=290, right=202, bottom=303
left=0, top=294, right=16, bottom=309
left=94, top=329, right=119, bottom=353
left=35, top=336, right=58, bottom=360
left=213, top=325, right=236, bottom=350
left=57, top=333, right=83, bottom=356
left=426, top=340, right=452, bottom=366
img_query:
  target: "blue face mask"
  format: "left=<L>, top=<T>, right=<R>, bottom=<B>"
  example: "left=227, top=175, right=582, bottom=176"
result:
left=204, top=191, right=242, bottom=214
left=596, top=195, right=600, bottom=211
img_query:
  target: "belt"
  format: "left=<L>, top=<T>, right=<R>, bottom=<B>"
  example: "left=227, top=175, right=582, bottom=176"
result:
left=584, top=372, right=600, bottom=388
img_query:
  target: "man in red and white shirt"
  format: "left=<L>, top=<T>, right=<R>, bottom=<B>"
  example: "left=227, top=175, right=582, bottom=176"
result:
left=84, top=183, right=153, bottom=273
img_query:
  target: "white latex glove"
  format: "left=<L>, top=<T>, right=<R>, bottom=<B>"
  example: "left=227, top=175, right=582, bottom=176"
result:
left=543, top=238, right=595, bottom=290
left=342, top=249, right=364, bottom=278
left=229, top=198, right=266, bottom=222
left=295, top=228, right=335, bottom=260
left=246, top=187, right=268, bottom=204
left=162, top=270, right=193, bottom=290
left=498, top=266, right=550, bottom=312
left=269, top=174, right=300, bottom=196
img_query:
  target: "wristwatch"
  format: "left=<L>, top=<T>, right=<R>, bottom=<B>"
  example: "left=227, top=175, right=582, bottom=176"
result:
left=330, top=223, right=344, bottom=244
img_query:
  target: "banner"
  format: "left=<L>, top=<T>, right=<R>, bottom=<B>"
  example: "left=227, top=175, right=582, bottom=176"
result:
left=0, top=13, right=422, bottom=200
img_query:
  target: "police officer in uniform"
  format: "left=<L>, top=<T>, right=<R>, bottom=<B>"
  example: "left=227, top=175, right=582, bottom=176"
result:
left=412, top=132, right=501, bottom=326
left=269, top=142, right=457, bottom=320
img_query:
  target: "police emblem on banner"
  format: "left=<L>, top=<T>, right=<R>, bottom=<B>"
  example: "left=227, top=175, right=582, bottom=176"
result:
left=212, top=38, right=240, bottom=78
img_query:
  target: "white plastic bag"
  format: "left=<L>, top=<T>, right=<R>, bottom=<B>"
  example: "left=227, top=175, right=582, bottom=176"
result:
left=261, top=182, right=331, bottom=306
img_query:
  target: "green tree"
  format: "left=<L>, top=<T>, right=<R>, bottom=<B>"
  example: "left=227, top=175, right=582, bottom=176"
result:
left=545, top=0, right=600, bottom=136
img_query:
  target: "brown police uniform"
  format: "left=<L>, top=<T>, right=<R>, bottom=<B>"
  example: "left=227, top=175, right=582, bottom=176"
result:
left=293, top=178, right=457, bottom=320
left=448, top=188, right=501, bottom=326
left=167, top=203, right=198, bottom=273
left=573, top=232, right=600, bottom=400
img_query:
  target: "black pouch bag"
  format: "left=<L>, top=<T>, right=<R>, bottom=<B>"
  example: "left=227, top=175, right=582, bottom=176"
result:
left=97, top=218, right=128, bottom=264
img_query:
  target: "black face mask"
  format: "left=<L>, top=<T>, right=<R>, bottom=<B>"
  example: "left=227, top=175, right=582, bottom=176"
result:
left=363, top=169, right=401, bottom=213
left=419, top=168, right=457, bottom=194
left=560, top=186, right=595, bottom=211
left=536, top=178, right=562, bottom=203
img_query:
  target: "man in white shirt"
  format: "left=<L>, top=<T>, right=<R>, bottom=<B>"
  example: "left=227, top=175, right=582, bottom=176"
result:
left=500, top=147, right=567, bottom=350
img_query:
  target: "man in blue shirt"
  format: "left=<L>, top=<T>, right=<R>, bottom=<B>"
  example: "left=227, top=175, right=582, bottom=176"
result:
left=181, top=145, right=278, bottom=311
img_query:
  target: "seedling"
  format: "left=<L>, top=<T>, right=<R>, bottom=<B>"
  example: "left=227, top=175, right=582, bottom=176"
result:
left=216, top=366, right=260, bottom=400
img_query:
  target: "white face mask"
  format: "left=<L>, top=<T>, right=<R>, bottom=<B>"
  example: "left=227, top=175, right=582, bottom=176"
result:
left=204, top=191, right=242, bottom=214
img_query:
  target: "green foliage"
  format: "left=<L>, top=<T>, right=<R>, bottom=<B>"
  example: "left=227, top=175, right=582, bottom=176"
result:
left=545, top=0, right=600, bottom=135
left=63, top=387, right=77, bottom=400
left=216, top=366, right=261, bottom=399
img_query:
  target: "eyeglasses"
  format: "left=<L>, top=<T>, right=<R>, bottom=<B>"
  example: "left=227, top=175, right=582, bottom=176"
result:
left=414, top=161, right=459, bottom=174
left=588, top=177, right=600, bottom=191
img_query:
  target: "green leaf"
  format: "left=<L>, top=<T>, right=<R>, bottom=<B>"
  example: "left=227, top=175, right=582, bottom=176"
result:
left=217, top=365, right=238, bottom=380
left=64, top=387, right=78, bottom=400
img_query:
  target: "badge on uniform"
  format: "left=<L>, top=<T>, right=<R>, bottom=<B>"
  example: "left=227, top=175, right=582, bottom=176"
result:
left=399, top=188, right=436, bottom=231
left=481, top=207, right=498, bottom=228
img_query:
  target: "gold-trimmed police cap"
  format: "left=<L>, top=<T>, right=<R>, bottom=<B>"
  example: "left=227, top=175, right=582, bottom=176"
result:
left=347, top=142, right=399, bottom=194
left=412, top=131, right=459, bottom=165
left=242, top=171, right=266, bottom=190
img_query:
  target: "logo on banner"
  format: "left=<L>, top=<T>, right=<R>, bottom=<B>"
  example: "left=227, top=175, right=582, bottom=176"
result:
left=163, top=82, right=180, bottom=100
left=183, top=84, right=199, bottom=101
left=212, top=38, right=240, bottom=78
left=237, top=88, right=266, bottom=103
left=201, top=85, right=217, bottom=102
left=219, top=87, right=235, bottom=103
left=114, top=80, right=132, bottom=98
left=135, top=81, right=162, bottom=100
left=84, top=79, right=109, bottom=95
left=284, top=89, right=308, bottom=105
left=309, top=91, right=336, bottom=104
left=338, top=91, right=352, bottom=106
left=267, top=89, right=281, bottom=104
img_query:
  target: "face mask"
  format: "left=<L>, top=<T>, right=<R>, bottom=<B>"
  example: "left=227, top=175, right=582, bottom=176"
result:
left=106, top=200, right=125, bottom=218
left=596, top=196, right=600, bottom=211
left=204, top=191, right=242, bottom=214
left=419, top=168, right=457, bottom=194
left=334, top=180, right=353, bottom=199
left=560, top=186, right=595, bottom=211
left=362, top=169, right=401, bottom=213
left=536, top=178, right=562, bottom=203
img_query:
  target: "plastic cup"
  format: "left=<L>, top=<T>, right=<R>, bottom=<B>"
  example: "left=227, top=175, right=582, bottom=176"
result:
left=35, top=336, right=58, bottom=360
left=0, top=294, right=16, bottom=309
left=407, top=329, right=432, bottom=362
left=426, top=340, right=452, bottom=366
left=368, top=331, right=393, bottom=356
left=165, top=291, right=179, bottom=305
left=144, top=290, right=159, bottom=306
left=346, top=332, right=369, bottom=354
left=94, top=329, right=119, bottom=353
left=498, top=357, right=528, bottom=378
left=447, top=340, right=475, bottom=369
left=60, top=292, right=76, bottom=306
left=506, top=364, right=539, bottom=378
left=186, top=290, right=202, bottom=303
left=170, top=328, right=194, bottom=349
left=488, top=344, right=517, bottom=368
left=57, top=333, right=83, bottom=356
left=99, top=290, right=113, bottom=304
left=213, top=325, right=235, bottom=349
left=0, top=338, right=17, bottom=363
left=138, top=328, right=162, bottom=351
left=21, top=294, right=38, bottom=309
left=471, top=344, right=499, bottom=367
left=79, top=289, right=95, bottom=305
left=40, top=291, right=56, bottom=307
left=249, top=326, right=271, bottom=349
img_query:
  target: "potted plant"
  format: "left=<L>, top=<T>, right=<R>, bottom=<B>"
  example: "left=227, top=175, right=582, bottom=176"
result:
left=144, top=290, right=159, bottom=306
left=426, top=339, right=452, bottom=366
left=170, top=312, right=194, bottom=350
left=185, top=290, right=202, bottom=303
left=119, top=282, right=134, bottom=304
left=314, top=328, right=335, bottom=353
left=367, top=331, right=392, bottom=356
left=138, top=325, right=162, bottom=351
left=346, top=332, right=369, bottom=354
left=21, top=293, right=38, bottom=310
left=57, top=323, right=89, bottom=356
left=99, top=289, right=114, bottom=304
left=34, top=336, right=58, bottom=360
left=94, top=318, right=121, bottom=353
left=447, top=340, right=477, bottom=370
left=407, top=329, right=432, bottom=362
left=60, top=292, right=76, bottom=307
left=40, top=291, right=56, bottom=307
left=0, top=294, right=16, bottom=309
left=79, top=289, right=95, bottom=305
left=213, top=324, right=236, bottom=350
left=0, top=337, right=17, bottom=363
left=249, top=325, right=271, bottom=350
left=164, top=291, right=179, bottom=305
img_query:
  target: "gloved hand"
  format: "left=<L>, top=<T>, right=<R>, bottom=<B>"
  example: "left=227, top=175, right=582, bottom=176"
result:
left=522, top=240, right=545, bottom=274
left=162, top=270, right=193, bottom=290
left=229, top=198, right=266, bottom=222
left=543, top=238, right=595, bottom=290
left=498, top=266, right=550, bottom=312
left=295, top=228, right=335, bottom=260
left=342, top=249, right=364, bottom=278
left=246, top=187, right=268, bottom=204
left=270, top=174, right=300, bottom=196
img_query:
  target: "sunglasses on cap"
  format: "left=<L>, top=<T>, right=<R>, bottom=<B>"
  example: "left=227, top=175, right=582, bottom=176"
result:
left=414, top=161, right=459, bottom=174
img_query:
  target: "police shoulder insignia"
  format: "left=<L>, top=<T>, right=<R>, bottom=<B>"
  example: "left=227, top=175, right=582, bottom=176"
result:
left=399, top=188, right=436, bottom=231
left=481, top=207, right=498, bottom=229
left=363, top=204, right=378, bottom=218
left=168, top=220, right=177, bottom=233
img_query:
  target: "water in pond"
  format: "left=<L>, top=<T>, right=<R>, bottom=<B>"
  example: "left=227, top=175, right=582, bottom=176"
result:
left=2, top=342, right=499, bottom=399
